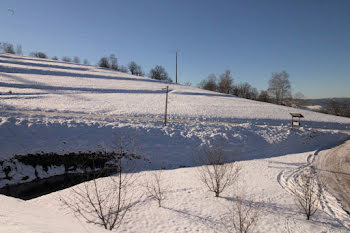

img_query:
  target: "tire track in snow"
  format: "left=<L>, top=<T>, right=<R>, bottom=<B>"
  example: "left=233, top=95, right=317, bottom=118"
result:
left=277, top=151, right=350, bottom=230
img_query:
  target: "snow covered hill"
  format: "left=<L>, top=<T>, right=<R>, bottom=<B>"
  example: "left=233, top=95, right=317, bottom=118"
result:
left=1, top=53, right=349, bottom=161
left=0, top=53, right=350, bottom=232
left=1, top=53, right=350, bottom=125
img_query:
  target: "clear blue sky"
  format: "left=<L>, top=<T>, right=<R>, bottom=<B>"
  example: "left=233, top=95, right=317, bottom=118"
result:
left=1, top=0, right=349, bottom=98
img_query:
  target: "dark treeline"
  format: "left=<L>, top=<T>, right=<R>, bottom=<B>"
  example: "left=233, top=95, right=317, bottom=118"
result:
left=0, top=41, right=172, bottom=83
left=316, top=99, right=350, bottom=118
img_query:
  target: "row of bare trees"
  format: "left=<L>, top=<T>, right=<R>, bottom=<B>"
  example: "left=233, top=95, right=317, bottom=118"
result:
left=0, top=42, right=171, bottom=81
left=61, top=139, right=257, bottom=232
left=0, top=42, right=22, bottom=55
left=61, top=139, right=322, bottom=232
left=0, top=42, right=91, bottom=65
left=198, top=70, right=307, bottom=107
left=198, top=70, right=264, bottom=101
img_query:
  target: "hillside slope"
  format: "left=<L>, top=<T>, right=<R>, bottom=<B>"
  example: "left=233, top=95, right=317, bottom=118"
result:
left=1, top=53, right=349, bottom=165
left=1, top=54, right=350, bottom=232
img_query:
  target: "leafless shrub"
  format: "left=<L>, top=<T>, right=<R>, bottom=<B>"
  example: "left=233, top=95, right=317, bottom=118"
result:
left=62, top=56, right=72, bottom=62
left=30, top=51, right=47, bottom=59
left=196, top=143, right=240, bottom=197
left=0, top=42, right=15, bottom=54
left=198, top=73, right=217, bottom=91
left=61, top=136, right=140, bottom=230
left=228, top=193, right=261, bottom=233
left=293, top=168, right=321, bottom=220
left=73, top=56, right=80, bottom=64
left=144, top=170, right=166, bottom=207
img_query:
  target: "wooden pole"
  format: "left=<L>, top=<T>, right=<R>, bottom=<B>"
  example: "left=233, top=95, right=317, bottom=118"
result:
left=164, top=86, right=168, bottom=126
left=176, top=52, right=178, bottom=84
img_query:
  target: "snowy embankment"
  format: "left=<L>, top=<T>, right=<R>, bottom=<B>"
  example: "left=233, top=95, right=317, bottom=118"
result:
left=0, top=54, right=350, bottom=232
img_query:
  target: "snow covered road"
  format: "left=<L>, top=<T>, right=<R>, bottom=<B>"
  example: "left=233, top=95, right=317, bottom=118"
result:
left=316, top=140, right=350, bottom=216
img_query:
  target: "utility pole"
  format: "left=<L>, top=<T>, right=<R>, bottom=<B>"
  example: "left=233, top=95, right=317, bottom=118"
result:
left=163, top=86, right=169, bottom=126
left=176, top=51, right=178, bottom=84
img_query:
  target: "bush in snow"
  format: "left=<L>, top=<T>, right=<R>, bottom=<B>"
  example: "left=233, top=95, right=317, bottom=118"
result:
left=61, top=136, right=141, bottom=230
left=198, top=73, right=217, bottom=91
left=128, top=61, right=144, bottom=76
left=30, top=52, right=48, bottom=59
left=196, top=143, right=240, bottom=197
left=73, top=56, right=80, bottom=64
left=144, top=170, right=166, bottom=207
left=0, top=42, right=15, bottom=54
left=227, top=193, right=261, bottom=233
left=293, top=168, right=321, bottom=220
left=62, top=56, right=72, bottom=62
left=149, top=65, right=172, bottom=82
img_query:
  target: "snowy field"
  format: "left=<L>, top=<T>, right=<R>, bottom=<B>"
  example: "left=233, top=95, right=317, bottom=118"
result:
left=1, top=54, right=350, bottom=232
left=1, top=151, right=350, bottom=232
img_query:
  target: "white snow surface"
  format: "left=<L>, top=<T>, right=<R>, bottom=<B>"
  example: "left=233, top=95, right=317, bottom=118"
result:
left=0, top=151, right=345, bottom=233
left=1, top=54, right=350, bottom=124
left=0, top=194, right=108, bottom=233
left=0, top=54, right=350, bottom=232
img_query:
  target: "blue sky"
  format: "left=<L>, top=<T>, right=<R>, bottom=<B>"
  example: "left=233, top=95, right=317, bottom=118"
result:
left=1, top=0, right=349, bottom=98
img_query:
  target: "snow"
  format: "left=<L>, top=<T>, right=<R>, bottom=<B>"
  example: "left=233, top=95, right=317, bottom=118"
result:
left=24, top=151, right=348, bottom=233
left=1, top=54, right=350, bottom=125
left=305, top=105, right=323, bottom=111
left=0, top=53, right=350, bottom=232
left=0, top=194, right=108, bottom=233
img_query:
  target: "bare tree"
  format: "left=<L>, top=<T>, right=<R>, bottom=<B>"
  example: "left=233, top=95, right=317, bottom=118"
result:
left=0, top=42, right=15, bottom=54
left=128, top=61, right=144, bottom=76
left=198, top=74, right=217, bottom=92
left=144, top=170, right=166, bottom=207
left=128, top=61, right=138, bottom=75
left=292, top=92, right=307, bottom=107
left=30, top=52, right=48, bottom=59
left=119, top=65, right=128, bottom=73
left=183, top=81, right=192, bottom=86
left=52, top=56, right=59, bottom=60
left=73, top=56, right=80, bottom=64
left=218, top=70, right=233, bottom=94
left=196, top=143, right=240, bottom=197
left=228, top=194, right=261, bottom=233
left=62, top=56, right=72, bottom=62
left=267, top=71, right=291, bottom=104
left=83, top=59, right=89, bottom=65
left=149, top=65, right=172, bottom=82
left=98, top=57, right=110, bottom=68
left=109, top=54, right=118, bottom=71
left=61, top=137, right=140, bottom=230
left=15, top=45, right=22, bottom=55
left=232, top=82, right=258, bottom=100
left=258, top=90, right=270, bottom=103
left=293, top=168, right=320, bottom=220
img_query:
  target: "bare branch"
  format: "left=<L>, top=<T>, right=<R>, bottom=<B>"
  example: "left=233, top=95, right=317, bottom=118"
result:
left=227, top=192, right=262, bottom=233
left=61, top=136, right=141, bottom=230
left=292, top=168, right=321, bottom=220
left=144, top=170, right=167, bottom=207
left=196, top=143, right=240, bottom=197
